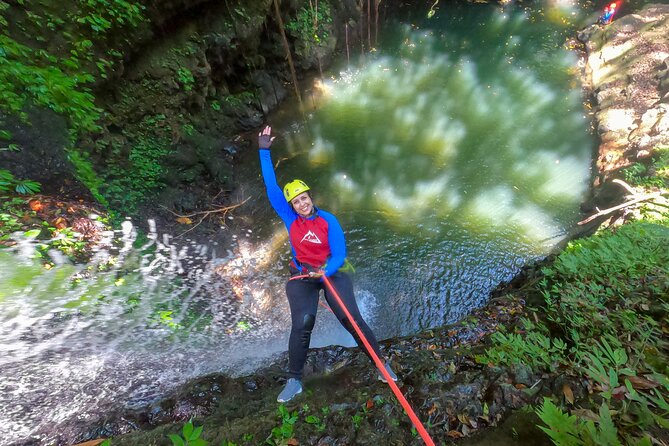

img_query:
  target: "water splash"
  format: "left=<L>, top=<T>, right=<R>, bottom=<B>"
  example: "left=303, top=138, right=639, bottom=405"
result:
left=0, top=220, right=323, bottom=444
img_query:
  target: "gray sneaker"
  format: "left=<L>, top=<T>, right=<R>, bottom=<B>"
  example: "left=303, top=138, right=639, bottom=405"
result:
left=378, top=362, right=398, bottom=383
left=277, top=378, right=303, bottom=403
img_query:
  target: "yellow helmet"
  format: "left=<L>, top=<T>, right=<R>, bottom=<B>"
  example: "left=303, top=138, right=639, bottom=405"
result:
left=283, top=179, right=311, bottom=202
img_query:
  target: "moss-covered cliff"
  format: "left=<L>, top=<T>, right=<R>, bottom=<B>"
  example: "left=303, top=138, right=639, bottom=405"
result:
left=1, top=0, right=363, bottom=229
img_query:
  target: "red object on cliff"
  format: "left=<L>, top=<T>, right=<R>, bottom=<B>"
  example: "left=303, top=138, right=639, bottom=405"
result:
left=599, top=2, right=618, bottom=25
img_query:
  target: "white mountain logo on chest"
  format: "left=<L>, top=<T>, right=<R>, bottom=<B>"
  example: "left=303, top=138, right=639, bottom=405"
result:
left=300, top=230, right=322, bottom=244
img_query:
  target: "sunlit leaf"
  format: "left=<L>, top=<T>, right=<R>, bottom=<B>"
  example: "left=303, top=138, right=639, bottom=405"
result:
left=23, top=229, right=41, bottom=238
left=562, top=384, right=574, bottom=404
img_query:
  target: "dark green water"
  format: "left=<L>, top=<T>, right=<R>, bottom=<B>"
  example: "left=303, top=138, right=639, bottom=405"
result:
left=252, top=0, right=595, bottom=339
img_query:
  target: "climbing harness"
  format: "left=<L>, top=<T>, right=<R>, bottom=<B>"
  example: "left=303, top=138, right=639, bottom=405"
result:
left=321, top=275, right=436, bottom=446
left=289, top=274, right=333, bottom=313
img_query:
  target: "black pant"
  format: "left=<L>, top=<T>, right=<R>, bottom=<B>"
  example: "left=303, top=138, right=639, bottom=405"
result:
left=285, top=271, right=383, bottom=379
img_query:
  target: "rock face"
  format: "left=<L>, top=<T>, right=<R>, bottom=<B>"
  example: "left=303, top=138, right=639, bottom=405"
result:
left=579, top=4, right=669, bottom=178
left=0, top=0, right=363, bottom=238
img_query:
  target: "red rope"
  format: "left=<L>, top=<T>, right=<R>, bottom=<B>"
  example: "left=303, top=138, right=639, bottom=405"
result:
left=322, top=275, right=436, bottom=446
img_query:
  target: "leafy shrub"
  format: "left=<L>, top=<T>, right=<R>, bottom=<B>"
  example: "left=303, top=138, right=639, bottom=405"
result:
left=73, top=0, right=144, bottom=33
left=622, top=146, right=669, bottom=189
left=0, top=34, right=101, bottom=133
left=540, top=221, right=669, bottom=347
left=537, top=399, right=624, bottom=446
left=168, top=419, right=207, bottom=446
left=224, top=92, right=256, bottom=108
left=475, top=319, right=567, bottom=372
left=267, top=405, right=298, bottom=446
left=67, top=149, right=107, bottom=205
left=481, top=218, right=669, bottom=444
left=286, top=1, right=333, bottom=47
left=177, top=67, right=195, bottom=91
left=0, top=169, right=41, bottom=194
left=101, top=114, right=171, bottom=215
left=0, top=0, right=145, bottom=202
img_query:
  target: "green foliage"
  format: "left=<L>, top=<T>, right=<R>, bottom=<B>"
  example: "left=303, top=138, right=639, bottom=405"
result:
left=621, top=146, right=669, bottom=189
left=351, top=412, right=363, bottom=430
left=304, top=414, right=324, bottom=431
left=475, top=319, right=567, bottom=371
left=14, top=179, right=41, bottom=195
left=0, top=197, right=25, bottom=237
left=168, top=419, right=207, bottom=446
left=67, top=149, right=107, bottom=205
left=0, top=0, right=145, bottom=149
left=0, top=196, right=102, bottom=262
left=233, top=6, right=250, bottom=21
left=0, top=34, right=101, bottom=134
left=182, top=123, right=195, bottom=136
left=480, top=218, right=669, bottom=443
left=224, top=92, right=256, bottom=108
left=286, top=1, right=333, bottom=47
left=0, top=143, right=20, bottom=152
left=541, top=221, right=669, bottom=347
left=537, top=398, right=623, bottom=446
left=39, top=226, right=88, bottom=261
left=74, top=0, right=144, bottom=33
left=267, top=405, right=298, bottom=446
left=102, top=114, right=171, bottom=215
left=0, top=169, right=41, bottom=195
left=177, top=67, right=195, bottom=91
left=150, top=309, right=183, bottom=330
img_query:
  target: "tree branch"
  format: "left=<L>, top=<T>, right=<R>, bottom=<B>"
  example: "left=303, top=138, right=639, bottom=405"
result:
left=159, top=197, right=250, bottom=219
left=578, top=191, right=662, bottom=225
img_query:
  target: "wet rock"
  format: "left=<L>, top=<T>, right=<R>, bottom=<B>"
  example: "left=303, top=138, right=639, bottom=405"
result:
left=496, top=383, right=529, bottom=410
left=330, top=402, right=356, bottom=412
left=251, top=70, right=287, bottom=113
left=237, top=111, right=264, bottom=131
left=223, top=143, right=239, bottom=155
left=510, top=364, right=534, bottom=387
left=244, top=379, right=258, bottom=392
left=316, top=435, right=337, bottom=446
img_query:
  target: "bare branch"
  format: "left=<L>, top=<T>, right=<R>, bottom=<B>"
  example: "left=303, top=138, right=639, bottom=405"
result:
left=578, top=192, right=662, bottom=225
left=159, top=197, right=250, bottom=219
left=611, top=178, right=637, bottom=195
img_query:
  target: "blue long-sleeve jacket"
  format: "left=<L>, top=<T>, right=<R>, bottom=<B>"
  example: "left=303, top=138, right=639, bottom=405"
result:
left=259, top=149, right=347, bottom=277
